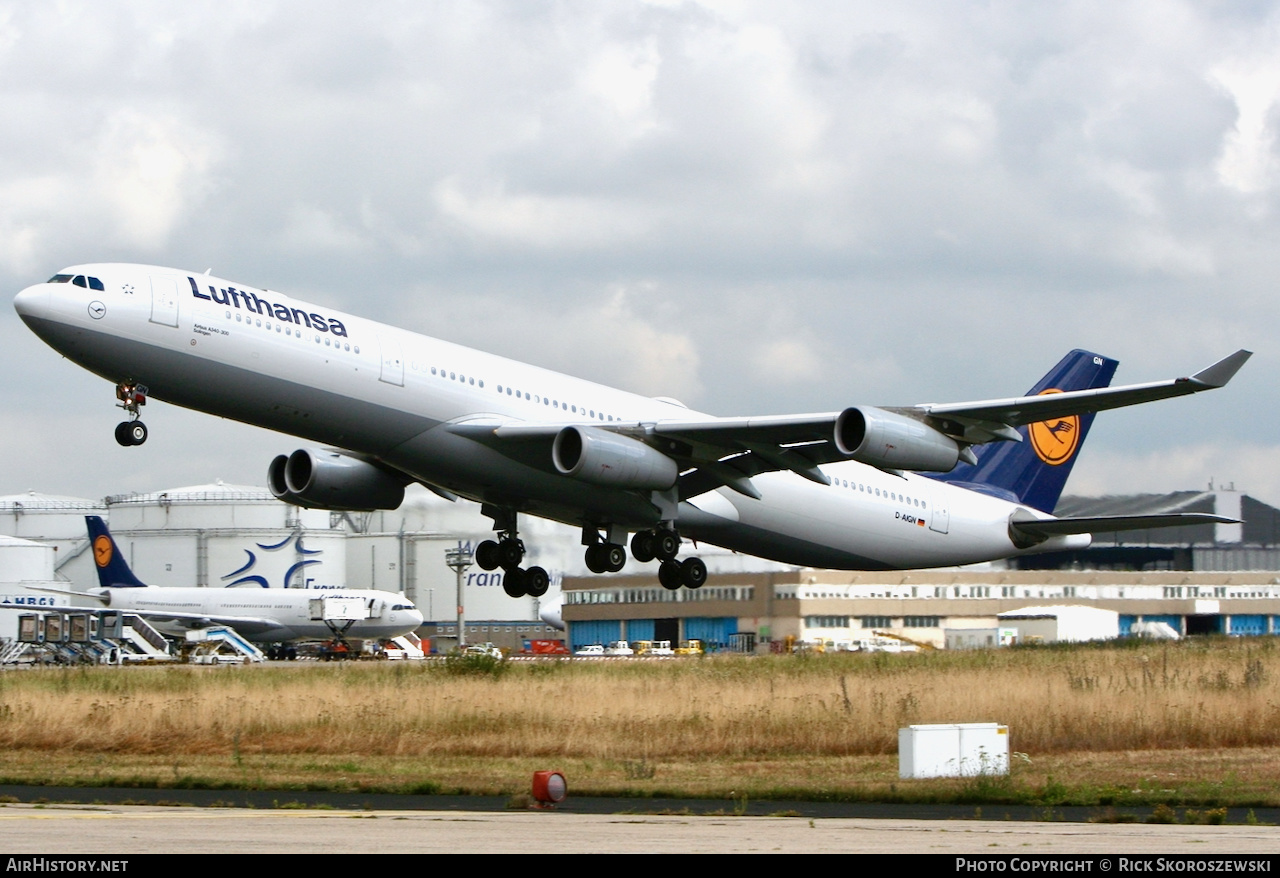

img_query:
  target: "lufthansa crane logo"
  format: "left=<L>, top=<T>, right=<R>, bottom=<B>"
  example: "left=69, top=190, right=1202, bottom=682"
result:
left=1028, top=389, right=1080, bottom=466
left=93, top=535, right=113, bottom=568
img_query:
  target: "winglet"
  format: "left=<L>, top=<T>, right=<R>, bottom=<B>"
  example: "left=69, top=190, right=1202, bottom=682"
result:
left=1191, top=349, right=1252, bottom=388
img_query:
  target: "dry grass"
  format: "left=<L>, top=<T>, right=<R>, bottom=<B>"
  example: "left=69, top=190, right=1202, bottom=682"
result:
left=0, top=638, right=1278, bottom=804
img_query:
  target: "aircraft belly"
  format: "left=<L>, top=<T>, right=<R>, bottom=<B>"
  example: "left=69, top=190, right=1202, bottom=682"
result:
left=684, top=476, right=1019, bottom=571
left=20, top=316, right=435, bottom=454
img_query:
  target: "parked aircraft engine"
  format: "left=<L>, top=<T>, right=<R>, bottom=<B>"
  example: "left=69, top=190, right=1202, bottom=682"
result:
left=552, top=426, right=679, bottom=490
left=268, top=449, right=407, bottom=511
left=834, top=406, right=961, bottom=472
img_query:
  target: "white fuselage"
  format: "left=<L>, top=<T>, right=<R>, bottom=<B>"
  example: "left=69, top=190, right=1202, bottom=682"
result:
left=14, top=264, right=1086, bottom=572
left=97, top=586, right=424, bottom=643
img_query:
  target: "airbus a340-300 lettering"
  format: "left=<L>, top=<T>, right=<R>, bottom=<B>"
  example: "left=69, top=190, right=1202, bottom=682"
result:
left=14, top=265, right=1250, bottom=597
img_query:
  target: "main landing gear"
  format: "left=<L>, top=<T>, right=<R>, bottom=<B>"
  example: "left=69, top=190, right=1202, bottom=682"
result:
left=631, top=527, right=707, bottom=591
left=478, top=507, right=706, bottom=597
left=114, top=382, right=149, bottom=446
left=475, top=507, right=550, bottom=599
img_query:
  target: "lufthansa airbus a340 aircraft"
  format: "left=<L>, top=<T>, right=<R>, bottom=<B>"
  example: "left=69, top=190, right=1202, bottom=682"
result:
left=14, top=265, right=1250, bottom=598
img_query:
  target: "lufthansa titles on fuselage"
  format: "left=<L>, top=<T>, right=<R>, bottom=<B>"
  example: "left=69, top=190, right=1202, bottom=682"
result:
left=187, top=277, right=348, bottom=337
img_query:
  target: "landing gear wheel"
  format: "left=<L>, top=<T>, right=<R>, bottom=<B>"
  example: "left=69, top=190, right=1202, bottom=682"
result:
left=498, top=538, right=524, bottom=571
left=524, top=566, right=549, bottom=598
left=115, top=421, right=147, bottom=446
left=604, top=544, right=627, bottom=573
left=656, top=529, right=681, bottom=561
left=585, top=544, right=608, bottom=574
left=658, top=559, right=682, bottom=590
left=631, top=531, right=656, bottom=563
left=475, top=540, right=501, bottom=571
left=503, top=567, right=527, bottom=598
left=680, top=557, right=707, bottom=589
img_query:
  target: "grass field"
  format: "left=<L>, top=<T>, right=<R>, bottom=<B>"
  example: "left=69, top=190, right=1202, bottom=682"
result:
left=1, top=638, right=1278, bottom=809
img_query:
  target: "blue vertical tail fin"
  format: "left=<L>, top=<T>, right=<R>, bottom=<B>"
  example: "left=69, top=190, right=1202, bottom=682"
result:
left=928, top=350, right=1118, bottom=513
left=85, top=516, right=147, bottom=588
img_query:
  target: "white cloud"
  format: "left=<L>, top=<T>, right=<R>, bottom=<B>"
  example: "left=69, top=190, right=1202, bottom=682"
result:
left=91, top=110, right=221, bottom=250
left=1212, top=61, right=1280, bottom=195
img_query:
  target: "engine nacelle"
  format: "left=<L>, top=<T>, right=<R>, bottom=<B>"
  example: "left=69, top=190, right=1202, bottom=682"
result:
left=268, top=449, right=406, bottom=511
left=552, top=426, right=679, bottom=490
left=834, top=406, right=961, bottom=472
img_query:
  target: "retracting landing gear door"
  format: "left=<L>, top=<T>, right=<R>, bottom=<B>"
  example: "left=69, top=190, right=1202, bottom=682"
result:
left=149, top=276, right=180, bottom=327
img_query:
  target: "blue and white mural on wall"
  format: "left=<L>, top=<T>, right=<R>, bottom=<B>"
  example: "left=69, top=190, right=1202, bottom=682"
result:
left=221, top=532, right=325, bottom=589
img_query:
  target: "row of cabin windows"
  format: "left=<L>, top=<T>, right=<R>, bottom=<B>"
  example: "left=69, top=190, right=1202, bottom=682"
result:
left=830, top=476, right=927, bottom=510
left=223, top=310, right=360, bottom=354
left=49, top=274, right=105, bottom=291
left=416, top=368, right=622, bottom=423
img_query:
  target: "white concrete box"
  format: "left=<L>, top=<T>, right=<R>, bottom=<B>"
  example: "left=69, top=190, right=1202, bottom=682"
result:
left=898, top=723, right=1009, bottom=778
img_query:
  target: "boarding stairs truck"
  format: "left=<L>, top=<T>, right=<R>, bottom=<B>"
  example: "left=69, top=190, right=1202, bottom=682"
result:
left=185, top=626, right=266, bottom=664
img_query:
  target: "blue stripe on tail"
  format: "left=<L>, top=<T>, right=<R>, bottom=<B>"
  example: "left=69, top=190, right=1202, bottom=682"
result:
left=85, top=516, right=147, bottom=588
left=927, top=350, right=1118, bottom=513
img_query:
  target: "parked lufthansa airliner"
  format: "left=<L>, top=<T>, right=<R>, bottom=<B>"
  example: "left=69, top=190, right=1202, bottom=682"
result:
left=14, top=265, right=1249, bottom=598
left=68, top=515, right=424, bottom=644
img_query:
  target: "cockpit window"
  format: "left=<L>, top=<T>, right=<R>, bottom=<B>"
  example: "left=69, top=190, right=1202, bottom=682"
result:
left=67, top=275, right=104, bottom=291
left=47, top=275, right=73, bottom=283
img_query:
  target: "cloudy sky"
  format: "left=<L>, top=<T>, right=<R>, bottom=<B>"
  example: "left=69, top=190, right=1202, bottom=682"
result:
left=1, top=0, right=1277, bottom=507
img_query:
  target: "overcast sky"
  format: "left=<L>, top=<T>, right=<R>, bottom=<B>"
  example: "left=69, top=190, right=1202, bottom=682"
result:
left=1, top=1, right=1277, bottom=508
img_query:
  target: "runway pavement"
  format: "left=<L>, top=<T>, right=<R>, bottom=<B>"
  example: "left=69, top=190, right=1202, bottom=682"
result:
left=0, top=803, right=1277, bottom=854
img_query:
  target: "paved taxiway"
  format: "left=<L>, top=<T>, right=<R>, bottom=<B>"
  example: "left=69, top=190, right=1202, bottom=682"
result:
left=0, top=804, right=1277, bottom=853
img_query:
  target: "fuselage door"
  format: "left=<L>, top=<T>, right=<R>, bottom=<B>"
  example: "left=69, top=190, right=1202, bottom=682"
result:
left=379, top=335, right=404, bottom=386
left=149, top=276, right=179, bottom=327
left=929, top=485, right=950, bottom=534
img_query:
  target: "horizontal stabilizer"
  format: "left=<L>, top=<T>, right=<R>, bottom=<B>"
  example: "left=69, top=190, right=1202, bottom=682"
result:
left=1011, top=513, right=1237, bottom=539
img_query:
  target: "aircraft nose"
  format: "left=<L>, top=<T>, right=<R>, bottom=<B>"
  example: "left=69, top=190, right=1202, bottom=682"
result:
left=13, top=283, right=48, bottom=319
left=408, top=608, right=424, bottom=627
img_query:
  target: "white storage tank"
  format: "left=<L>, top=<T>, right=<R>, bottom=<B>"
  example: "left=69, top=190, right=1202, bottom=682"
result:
left=0, top=536, right=71, bottom=639
left=103, top=482, right=347, bottom=590
left=0, top=492, right=107, bottom=582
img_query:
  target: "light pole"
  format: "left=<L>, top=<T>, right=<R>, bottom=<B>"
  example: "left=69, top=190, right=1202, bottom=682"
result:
left=445, top=543, right=472, bottom=650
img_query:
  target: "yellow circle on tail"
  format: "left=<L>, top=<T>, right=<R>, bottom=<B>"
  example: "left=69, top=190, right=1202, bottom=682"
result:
left=93, top=535, right=113, bottom=568
left=1028, top=389, right=1080, bottom=466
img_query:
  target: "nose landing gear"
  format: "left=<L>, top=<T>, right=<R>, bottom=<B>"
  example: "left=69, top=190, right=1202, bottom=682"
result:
left=114, top=382, right=149, bottom=446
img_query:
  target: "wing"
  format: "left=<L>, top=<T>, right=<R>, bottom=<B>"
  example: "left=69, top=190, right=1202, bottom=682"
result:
left=449, top=350, right=1250, bottom=502
left=126, top=609, right=290, bottom=638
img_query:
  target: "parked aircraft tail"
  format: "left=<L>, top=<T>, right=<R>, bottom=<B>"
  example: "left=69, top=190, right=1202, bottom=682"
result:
left=86, top=516, right=147, bottom=588
left=928, top=350, right=1118, bottom=513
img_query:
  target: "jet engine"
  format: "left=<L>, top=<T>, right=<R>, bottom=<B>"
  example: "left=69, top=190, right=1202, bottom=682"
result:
left=834, top=406, right=961, bottom=472
left=268, top=449, right=407, bottom=511
left=552, top=426, right=679, bottom=490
